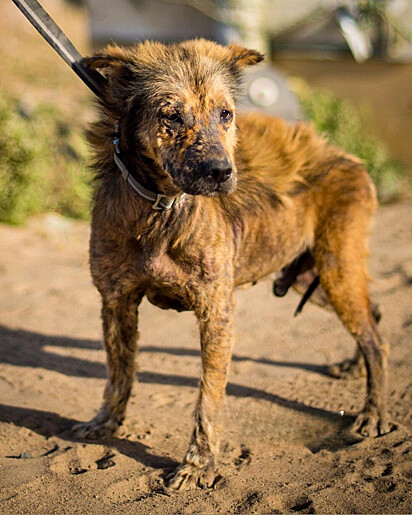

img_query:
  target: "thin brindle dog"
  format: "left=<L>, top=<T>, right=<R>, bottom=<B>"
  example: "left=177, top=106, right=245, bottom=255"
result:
left=72, top=40, right=390, bottom=490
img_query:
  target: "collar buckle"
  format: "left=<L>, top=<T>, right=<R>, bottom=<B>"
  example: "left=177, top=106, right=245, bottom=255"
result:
left=152, top=193, right=174, bottom=211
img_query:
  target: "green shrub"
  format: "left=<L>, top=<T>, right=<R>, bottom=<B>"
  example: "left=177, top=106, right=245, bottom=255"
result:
left=0, top=91, right=91, bottom=224
left=292, top=79, right=406, bottom=201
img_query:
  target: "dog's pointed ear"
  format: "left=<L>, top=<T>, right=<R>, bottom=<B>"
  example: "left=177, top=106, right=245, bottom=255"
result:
left=83, top=45, right=133, bottom=77
left=227, top=43, right=264, bottom=69
left=83, top=46, right=135, bottom=110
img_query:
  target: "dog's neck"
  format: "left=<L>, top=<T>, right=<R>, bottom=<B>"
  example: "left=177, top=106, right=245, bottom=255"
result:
left=113, top=121, right=186, bottom=211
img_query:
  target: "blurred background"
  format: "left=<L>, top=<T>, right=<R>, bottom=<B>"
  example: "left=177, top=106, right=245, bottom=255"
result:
left=1, top=0, right=411, bottom=224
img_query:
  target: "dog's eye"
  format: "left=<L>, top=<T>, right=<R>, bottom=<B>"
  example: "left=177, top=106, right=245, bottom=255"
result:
left=165, top=113, right=183, bottom=124
left=220, top=110, right=232, bottom=122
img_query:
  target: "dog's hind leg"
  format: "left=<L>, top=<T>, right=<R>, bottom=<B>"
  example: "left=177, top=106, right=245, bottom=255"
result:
left=292, top=268, right=381, bottom=378
left=168, top=287, right=234, bottom=490
left=314, top=173, right=390, bottom=437
left=327, top=303, right=382, bottom=379
left=72, top=290, right=142, bottom=440
left=316, top=250, right=390, bottom=436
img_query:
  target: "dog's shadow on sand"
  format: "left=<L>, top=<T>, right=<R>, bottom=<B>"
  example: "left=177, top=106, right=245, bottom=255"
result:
left=0, top=324, right=332, bottom=380
left=0, top=324, right=358, bottom=461
left=0, top=403, right=180, bottom=472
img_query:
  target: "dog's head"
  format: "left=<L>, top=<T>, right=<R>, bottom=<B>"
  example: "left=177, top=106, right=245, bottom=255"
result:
left=85, top=40, right=263, bottom=196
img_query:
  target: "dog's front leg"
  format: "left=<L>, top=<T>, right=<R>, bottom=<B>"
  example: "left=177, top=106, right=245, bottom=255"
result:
left=168, top=291, right=234, bottom=490
left=72, top=290, right=142, bottom=440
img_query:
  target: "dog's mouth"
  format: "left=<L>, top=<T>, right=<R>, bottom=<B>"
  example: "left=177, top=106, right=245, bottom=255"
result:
left=176, top=174, right=237, bottom=197
left=211, top=176, right=237, bottom=195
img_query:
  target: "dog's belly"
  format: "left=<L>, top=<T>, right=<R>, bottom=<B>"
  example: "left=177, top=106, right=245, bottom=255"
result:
left=234, top=229, right=313, bottom=287
left=232, top=198, right=315, bottom=287
left=234, top=252, right=305, bottom=288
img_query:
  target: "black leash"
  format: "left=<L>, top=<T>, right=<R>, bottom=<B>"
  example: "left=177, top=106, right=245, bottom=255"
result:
left=11, top=0, right=183, bottom=211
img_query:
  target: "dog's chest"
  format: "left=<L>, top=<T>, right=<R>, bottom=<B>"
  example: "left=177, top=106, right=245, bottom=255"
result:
left=140, top=253, right=200, bottom=312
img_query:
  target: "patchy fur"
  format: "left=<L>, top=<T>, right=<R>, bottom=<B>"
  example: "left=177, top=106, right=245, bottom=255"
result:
left=71, top=39, right=390, bottom=491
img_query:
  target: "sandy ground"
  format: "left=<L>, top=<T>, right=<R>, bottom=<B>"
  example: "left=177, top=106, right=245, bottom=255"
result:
left=0, top=197, right=411, bottom=514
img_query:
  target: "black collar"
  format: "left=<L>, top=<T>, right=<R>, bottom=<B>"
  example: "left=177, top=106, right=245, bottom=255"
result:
left=113, top=122, right=186, bottom=211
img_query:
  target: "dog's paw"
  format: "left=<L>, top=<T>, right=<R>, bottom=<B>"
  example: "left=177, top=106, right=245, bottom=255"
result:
left=167, top=461, right=215, bottom=491
left=352, top=409, right=391, bottom=438
left=328, top=358, right=364, bottom=379
left=71, top=417, right=118, bottom=440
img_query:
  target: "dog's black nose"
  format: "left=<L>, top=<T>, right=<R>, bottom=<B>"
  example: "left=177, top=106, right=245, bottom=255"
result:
left=203, top=159, right=232, bottom=183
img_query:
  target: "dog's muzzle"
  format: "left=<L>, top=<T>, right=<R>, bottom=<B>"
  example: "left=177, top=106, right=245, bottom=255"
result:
left=165, top=155, right=236, bottom=196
